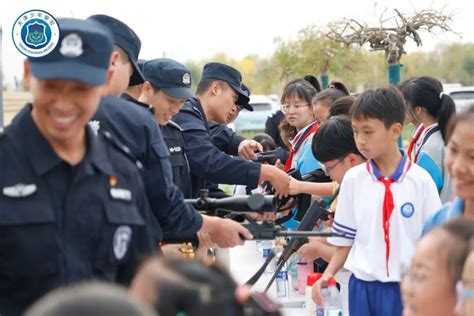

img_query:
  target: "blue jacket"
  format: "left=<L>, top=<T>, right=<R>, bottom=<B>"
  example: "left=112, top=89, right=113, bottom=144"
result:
left=92, top=95, right=203, bottom=241
left=172, top=98, right=261, bottom=198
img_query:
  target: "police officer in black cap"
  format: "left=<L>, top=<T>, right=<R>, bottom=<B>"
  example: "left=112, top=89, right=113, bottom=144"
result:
left=87, top=15, right=253, bottom=247
left=0, top=18, right=155, bottom=315
left=138, top=58, right=194, bottom=198
left=173, top=62, right=291, bottom=198
left=209, top=83, right=261, bottom=159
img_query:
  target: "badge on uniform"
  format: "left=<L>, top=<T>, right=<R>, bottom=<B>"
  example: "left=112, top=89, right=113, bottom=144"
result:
left=2, top=183, right=37, bottom=198
left=182, top=72, right=191, bottom=86
left=400, top=202, right=415, bottom=218
left=113, top=225, right=132, bottom=260
left=110, top=188, right=132, bottom=201
left=59, top=33, right=83, bottom=58
left=88, top=120, right=101, bottom=135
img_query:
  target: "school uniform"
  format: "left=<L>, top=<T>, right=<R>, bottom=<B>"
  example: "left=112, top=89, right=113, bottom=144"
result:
left=328, top=152, right=442, bottom=316
left=413, top=123, right=453, bottom=203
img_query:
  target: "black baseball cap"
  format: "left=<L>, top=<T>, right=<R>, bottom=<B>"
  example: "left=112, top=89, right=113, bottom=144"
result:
left=28, top=18, right=113, bottom=86
left=87, top=14, right=144, bottom=85
left=143, top=58, right=194, bottom=99
left=239, top=83, right=253, bottom=111
left=201, top=62, right=250, bottom=106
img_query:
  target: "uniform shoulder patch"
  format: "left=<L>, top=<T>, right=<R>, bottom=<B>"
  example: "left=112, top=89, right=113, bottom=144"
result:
left=101, top=131, right=143, bottom=170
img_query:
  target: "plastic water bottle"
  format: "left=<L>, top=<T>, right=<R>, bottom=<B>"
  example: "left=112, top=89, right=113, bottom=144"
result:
left=288, top=254, right=299, bottom=291
left=262, top=240, right=274, bottom=273
left=306, top=273, right=322, bottom=316
left=275, top=260, right=289, bottom=298
left=320, top=278, right=343, bottom=316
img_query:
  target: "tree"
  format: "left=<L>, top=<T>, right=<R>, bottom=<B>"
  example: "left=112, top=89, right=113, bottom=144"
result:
left=326, top=6, right=456, bottom=84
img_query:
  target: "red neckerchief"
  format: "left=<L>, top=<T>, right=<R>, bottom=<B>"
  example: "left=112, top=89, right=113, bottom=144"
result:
left=407, top=124, right=424, bottom=161
left=366, top=153, right=411, bottom=276
left=284, top=122, right=319, bottom=171
left=413, top=123, right=440, bottom=163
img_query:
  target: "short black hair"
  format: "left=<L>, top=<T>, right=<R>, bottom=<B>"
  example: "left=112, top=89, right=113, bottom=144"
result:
left=329, top=96, right=355, bottom=118
left=312, top=116, right=362, bottom=162
left=252, top=133, right=276, bottom=152
left=280, top=79, right=317, bottom=105
left=313, top=81, right=350, bottom=106
left=196, top=79, right=228, bottom=96
left=350, top=86, right=406, bottom=128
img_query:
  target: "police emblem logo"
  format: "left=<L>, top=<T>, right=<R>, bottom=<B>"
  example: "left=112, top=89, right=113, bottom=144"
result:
left=182, top=73, right=191, bottom=85
left=113, top=225, right=132, bottom=260
left=243, top=89, right=249, bottom=97
left=401, top=202, right=415, bottom=218
left=59, top=33, right=83, bottom=58
left=12, top=10, right=60, bottom=57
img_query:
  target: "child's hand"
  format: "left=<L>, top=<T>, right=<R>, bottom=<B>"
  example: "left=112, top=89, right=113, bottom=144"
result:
left=289, top=177, right=302, bottom=195
left=297, top=239, right=323, bottom=261
left=312, top=274, right=332, bottom=306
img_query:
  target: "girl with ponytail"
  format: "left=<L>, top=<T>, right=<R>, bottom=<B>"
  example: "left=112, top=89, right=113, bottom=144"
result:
left=405, top=76, right=456, bottom=203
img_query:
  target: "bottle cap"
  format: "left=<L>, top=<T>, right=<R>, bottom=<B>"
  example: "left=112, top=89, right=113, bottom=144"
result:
left=307, top=272, right=322, bottom=286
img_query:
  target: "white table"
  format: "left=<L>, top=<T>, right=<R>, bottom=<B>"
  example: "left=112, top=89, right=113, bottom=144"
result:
left=219, top=240, right=307, bottom=316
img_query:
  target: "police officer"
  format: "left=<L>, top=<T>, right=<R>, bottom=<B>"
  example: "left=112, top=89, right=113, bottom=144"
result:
left=209, top=83, right=259, bottom=158
left=138, top=58, right=194, bottom=198
left=0, top=18, right=155, bottom=315
left=173, top=62, right=291, bottom=198
left=87, top=15, right=252, bottom=247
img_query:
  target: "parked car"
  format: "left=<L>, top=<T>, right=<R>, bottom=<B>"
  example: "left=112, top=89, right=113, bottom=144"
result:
left=448, top=87, right=474, bottom=113
left=232, top=95, right=280, bottom=132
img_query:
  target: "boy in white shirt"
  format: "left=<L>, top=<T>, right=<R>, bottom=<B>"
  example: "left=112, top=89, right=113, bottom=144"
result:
left=312, top=87, right=442, bottom=316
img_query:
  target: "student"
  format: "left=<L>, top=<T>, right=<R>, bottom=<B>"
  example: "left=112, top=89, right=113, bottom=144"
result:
left=130, top=257, right=281, bottom=316
left=312, top=87, right=442, bottom=316
left=281, top=79, right=320, bottom=175
left=401, top=219, right=474, bottom=316
left=25, top=282, right=155, bottom=316
left=312, top=81, right=350, bottom=124
left=294, top=117, right=365, bottom=315
left=455, top=241, right=474, bottom=316
left=289, top=116, right=364, bottom=198
left=423, top=106, right=474, bottom=233
left=328, top=95, right=355, bottom=118
left=404, top=76, right=456, bottom=203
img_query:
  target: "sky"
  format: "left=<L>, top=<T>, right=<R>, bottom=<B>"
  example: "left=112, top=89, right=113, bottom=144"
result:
left=1, top=0, right=473, bottom=88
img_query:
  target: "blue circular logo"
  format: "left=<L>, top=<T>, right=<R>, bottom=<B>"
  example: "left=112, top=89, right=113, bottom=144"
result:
left=12, top=10, right=60, bottom=57
left=401, top=202, right=415, bottom=218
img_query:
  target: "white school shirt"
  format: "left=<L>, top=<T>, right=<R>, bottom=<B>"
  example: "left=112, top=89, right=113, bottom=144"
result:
left=328, top=153, right=441, bottom=282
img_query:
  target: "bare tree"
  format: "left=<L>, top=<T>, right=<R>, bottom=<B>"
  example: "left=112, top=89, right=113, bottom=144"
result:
left=326, top=7, right=456, bottom=65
